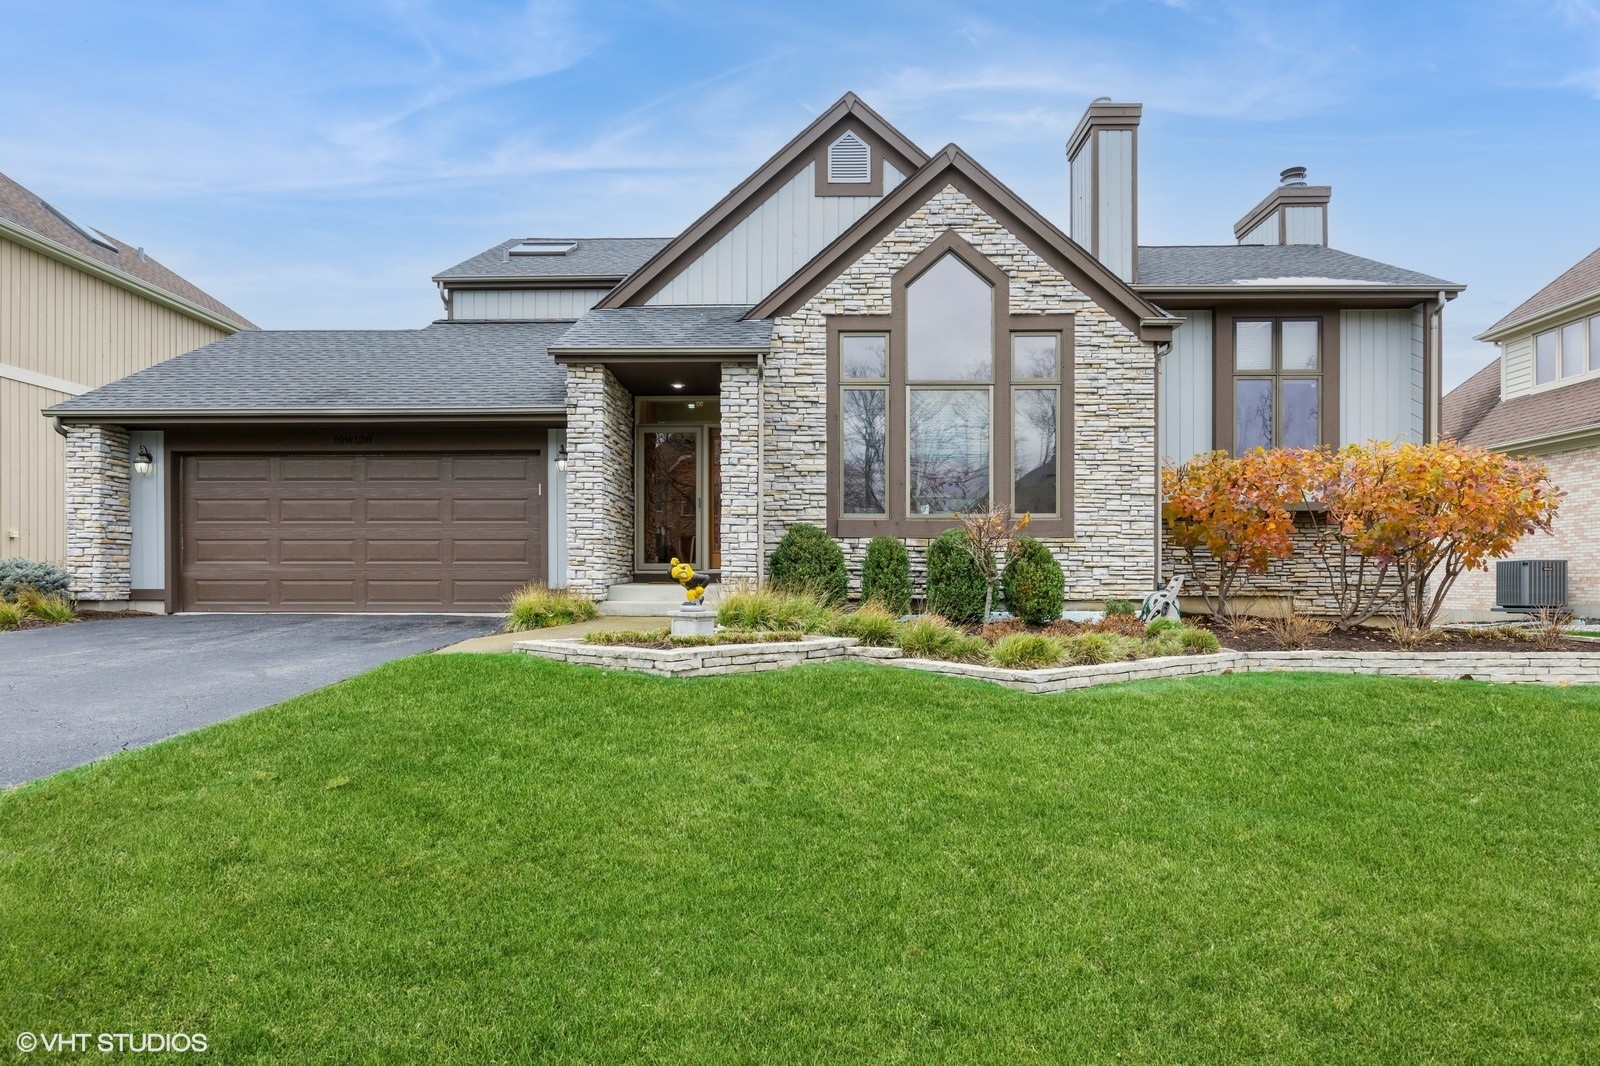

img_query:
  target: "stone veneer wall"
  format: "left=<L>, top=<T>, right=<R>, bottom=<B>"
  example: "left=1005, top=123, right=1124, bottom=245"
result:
left=1161, top=518, right=1361, bottom=617
left=719, top=362, right=762, bottom=584
left=736, top=183, right=1157, bottom=600
left=1442, top=443, right=1600, bottom=619
left=64, top=423, right=132, bottom=602
left=565, top=364, right=634, bottom=598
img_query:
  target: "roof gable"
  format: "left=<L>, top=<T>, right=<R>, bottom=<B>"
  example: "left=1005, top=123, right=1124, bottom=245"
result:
left=748, top=145, right=1178, bottom=342
left=597, top=93, right=929, bottom=309
left=1483, top=246, right=1600, bottom=339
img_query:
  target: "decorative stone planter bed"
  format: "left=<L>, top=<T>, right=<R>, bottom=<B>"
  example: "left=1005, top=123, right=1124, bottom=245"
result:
left=514, top=637, right=1600, bottom=691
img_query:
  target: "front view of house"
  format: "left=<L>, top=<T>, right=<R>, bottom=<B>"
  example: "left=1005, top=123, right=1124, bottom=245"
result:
left=48, top=95, right=1461, bottom=613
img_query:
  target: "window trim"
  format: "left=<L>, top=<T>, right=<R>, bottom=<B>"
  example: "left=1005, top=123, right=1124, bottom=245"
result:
left=825, top=230, right=1074, bottom=538
left=1212, top=307, right=1340, bottom=454
left=1532, top=313, right=1600, bottom=389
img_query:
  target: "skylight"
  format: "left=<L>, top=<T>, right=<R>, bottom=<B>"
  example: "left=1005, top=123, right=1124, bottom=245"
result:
left=509, top=240, right=577, bottom=256
left=38, top=198, right=119, bottom=252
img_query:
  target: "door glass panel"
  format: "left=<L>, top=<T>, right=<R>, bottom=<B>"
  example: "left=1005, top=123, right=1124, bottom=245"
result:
left=1234, top=379, right=1273, bottom=453
left=1281, top=379, right=1320, bottom=449
left=708, top=427, right=721, bottom=570
left=909, top=389, right=989, bottom=514
left=637, top=400, right=721, bottom=424
left=641, top=431, right=697, bottom=567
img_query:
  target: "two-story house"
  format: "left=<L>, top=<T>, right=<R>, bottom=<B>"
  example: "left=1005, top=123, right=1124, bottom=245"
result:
left=47, top=95, right=1461, bottom=614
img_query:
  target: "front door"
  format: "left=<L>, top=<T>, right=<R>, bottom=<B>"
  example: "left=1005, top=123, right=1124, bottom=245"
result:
left=636, top=400, right=721, bottom=575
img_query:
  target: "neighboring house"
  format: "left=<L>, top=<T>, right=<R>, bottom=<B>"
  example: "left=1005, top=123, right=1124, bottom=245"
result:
left=48, top=95, right=1461, bottom=614
left=0, top=172, right=254, bottom=567
left=1442, top=247, right=1600, bottom=620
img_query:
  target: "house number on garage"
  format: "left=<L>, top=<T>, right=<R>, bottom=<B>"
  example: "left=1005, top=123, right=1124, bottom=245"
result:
left=332, top=435, right=375, bottom=446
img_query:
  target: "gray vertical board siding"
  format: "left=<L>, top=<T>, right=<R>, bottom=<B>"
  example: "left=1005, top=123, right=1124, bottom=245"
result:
left=1239, top=216, right=1278, bottom=245
left=1501, top=333, right=1534, bottom=397
left=1095, top=130, right=1134, bottom=281
left=128, top=429, right=164, bottom=589
left=452, top=288, right=609, bottom=320
left=548, top=427, right=569, bottom=587
left=1284, top=205, right=1324, bottom=245
left=649, top=161, right=902, bottom=307
left=1160, top=310, right=1214, bottom=463
left=1070, top=146, right=1092, bottom=248
left=1410, top=306, right=1426, bottom=441
left=1340, top=309, right=1421, bottom=446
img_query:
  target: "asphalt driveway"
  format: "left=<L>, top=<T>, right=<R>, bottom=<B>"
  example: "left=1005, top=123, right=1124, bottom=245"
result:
left=0, top=613, right=501, bottom=788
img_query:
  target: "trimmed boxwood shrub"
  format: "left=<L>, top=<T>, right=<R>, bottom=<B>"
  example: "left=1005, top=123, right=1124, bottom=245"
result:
left=860, top=536, right=911, bottom=614
left=925, top=528, right=986, bottom=625
left=768, top=523, right=848, bottom=606
left=1001, top=536, right=1065, bottom=625
left=0, top=558, right=71, bottom=601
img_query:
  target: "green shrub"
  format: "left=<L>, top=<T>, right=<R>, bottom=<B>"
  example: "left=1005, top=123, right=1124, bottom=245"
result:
left=0, top=599, right=21, bottom=630
left=925, top=528, right=987, bottom=625
left=1179, top=627, right=1222, bottom=654
left=768, top=524, right=848, bottom=606
left=990, top=633, right=1065, bottom=670
left=1145, top=617, right=1182, bottom=637
left=0, top=558, right=71, bottom=601
left=1065, top=632, right=1117, bottom=665
left=830, top=601, right=899, bottom=646
left=894, top=615, right=966, bottom=660
left=1001, top=536, right=1064, bottom=625
left=1104, top=598, right=1138, bottom=616
left=860, top=537, right=912, bottom=615
left=16, top=588, right=74, bottom=623
left=717, top=587, right=837, bottom=633
left=505, top=584, right=599, bottom=631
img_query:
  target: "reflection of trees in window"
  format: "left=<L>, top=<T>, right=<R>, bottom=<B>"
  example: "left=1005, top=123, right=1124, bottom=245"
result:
left=842, top=388, right=886, bottom=513
left=1013, top=388, right=1057, bottom=515
left=909, top=390, right=989, bottom=514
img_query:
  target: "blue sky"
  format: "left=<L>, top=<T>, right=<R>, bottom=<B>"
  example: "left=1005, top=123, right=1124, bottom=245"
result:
left=3, top=0, right=1599, bottom=387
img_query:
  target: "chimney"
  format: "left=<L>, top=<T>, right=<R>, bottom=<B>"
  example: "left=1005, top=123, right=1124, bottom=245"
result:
left=1066, top=98, right=1141, bottom=282
left=1233, top=166, right=1331, bottom=246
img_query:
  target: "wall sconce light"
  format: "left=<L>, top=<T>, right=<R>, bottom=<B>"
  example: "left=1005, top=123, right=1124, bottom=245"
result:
left=555, top=445, right=568, bottom=473
left=133, top=444, right=154, bottom=477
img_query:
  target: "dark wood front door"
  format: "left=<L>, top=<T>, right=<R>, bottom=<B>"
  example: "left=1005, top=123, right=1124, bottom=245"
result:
left=180, top=452, right=543, bottom=611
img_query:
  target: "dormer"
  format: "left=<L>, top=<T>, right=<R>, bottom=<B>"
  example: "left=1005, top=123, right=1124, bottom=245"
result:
left=1234, top=167, right=1332, bottom=246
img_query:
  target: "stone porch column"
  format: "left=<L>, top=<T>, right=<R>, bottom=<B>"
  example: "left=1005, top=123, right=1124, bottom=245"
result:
left=64, top=423, right=132, bottom=604
left=719, top=361, right=761, bottom=586
left=564, top=365, right=634, bottom=599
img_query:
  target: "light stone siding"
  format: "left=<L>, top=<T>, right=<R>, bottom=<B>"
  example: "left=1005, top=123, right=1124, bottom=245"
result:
left=565, top=364, right=634, bottom=598
left=731, top=183, right=1157, bottom=600
left=1443, top=443, right=1600, bottom=619
left=719, top=362, right=762, bottom=583
left=1162, top=520, right=1375, bottom=617
left=64, top=423, right=131, bottom=602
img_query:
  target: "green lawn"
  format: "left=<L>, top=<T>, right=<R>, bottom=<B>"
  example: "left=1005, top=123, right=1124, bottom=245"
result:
left=3, top=659, right=1599, bottom=1063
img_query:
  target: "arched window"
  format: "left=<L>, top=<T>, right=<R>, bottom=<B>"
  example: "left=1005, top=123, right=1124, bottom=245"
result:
left=827, top=131, right=871, bottom=185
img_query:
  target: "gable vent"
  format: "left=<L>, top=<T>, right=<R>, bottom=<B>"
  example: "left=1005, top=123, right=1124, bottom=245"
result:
left=827, top=131, right=871, bottom=184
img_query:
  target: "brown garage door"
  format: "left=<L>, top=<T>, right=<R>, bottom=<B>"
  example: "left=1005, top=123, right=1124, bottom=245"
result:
left=180, top=453, right=544, bottom=611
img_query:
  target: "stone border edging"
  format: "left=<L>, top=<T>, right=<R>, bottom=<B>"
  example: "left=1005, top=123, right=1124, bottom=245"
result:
left=513, top=637, right=1600, bottom=691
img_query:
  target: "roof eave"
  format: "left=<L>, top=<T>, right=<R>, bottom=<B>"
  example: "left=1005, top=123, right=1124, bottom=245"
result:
left=0, top=215, right=252, bottom=333
left=48, top=406, right=569, bottom=423
left=1483, top=424, right=1600, bottom=455
left=1138, top=283, right=1463, bottom=300
left=432, top=274, right=627, bottom=286
left=550, top=346, right=768, bottom=361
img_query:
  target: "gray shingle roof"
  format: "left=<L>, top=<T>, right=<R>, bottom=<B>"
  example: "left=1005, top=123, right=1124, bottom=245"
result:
left=47, top=321, right=570, bottom=416
left=433, top=237, right=672, bottom=281
left=553, top=306, right=774, bottom=351
left=1136, top=245, right=1460, bottom=289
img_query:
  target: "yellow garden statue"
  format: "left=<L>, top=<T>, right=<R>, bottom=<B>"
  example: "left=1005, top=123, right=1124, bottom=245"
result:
left=669, top=558, right=709, bottom=604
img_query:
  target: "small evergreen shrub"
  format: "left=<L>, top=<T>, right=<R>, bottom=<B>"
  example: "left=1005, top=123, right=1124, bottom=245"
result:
left=768, top=524, right=848, bottom=606
left=925, top=528, right=987, bottom=625
left=0, top=558, right=71, bottom=601
left=830, top=601, right=898, bottom=646
left=1104, top=598, right=1138, bottom=616
left=1179, top=627, right=1222, bottom=654
left=990, top=633, right=1065, bottom=670
left=860, top=537, right=912, bottom=615
left=1001, top=536, right=1065, bottom=625
left=505, top=584, right=599, bottom=631
left=17, top=589, right=75, bottom=623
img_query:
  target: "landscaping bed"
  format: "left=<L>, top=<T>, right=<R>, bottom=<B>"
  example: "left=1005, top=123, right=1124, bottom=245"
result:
left=1204, top=619, right=1598, bottom=654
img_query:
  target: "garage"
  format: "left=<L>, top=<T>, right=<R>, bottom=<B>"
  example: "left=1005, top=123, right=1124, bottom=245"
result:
left=179, top=450, right=544, bottom=612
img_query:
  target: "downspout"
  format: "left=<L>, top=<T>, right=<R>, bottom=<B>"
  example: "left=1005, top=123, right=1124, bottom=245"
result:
left=1152, top=342, right=1170, bottom=590
left=755, top=351, right=766, bottom=588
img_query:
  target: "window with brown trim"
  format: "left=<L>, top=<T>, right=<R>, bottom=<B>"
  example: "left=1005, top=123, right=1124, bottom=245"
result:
left=1231, top=318, right=1322, bottom=453
left=826, top=231, right=1074, bottom=537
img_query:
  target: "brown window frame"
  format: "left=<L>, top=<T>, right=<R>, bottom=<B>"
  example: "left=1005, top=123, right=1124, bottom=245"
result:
left=1212, top=308, right=1340, bottom=455
left=825, top=230, right=1074, bottom=538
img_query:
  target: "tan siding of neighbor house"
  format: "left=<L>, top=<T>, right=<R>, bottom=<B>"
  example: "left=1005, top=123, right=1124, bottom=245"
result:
left=1501, top=333, right=1534, bottom=398
left=0, top=235, right=230, bottom=562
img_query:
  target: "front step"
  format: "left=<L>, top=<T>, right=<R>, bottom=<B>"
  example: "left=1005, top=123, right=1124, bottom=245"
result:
left=598, top=582, right=721, bottom=617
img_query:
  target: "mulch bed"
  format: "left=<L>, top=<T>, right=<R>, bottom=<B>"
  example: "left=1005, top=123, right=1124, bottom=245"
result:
left=1194, top=618, right=1599, bottom=654
left=6, top=609, right=155, bottom=632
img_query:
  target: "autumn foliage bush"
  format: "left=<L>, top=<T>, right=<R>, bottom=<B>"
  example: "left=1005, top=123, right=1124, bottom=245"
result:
left=1162, top=442, right=1561, bottom=630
